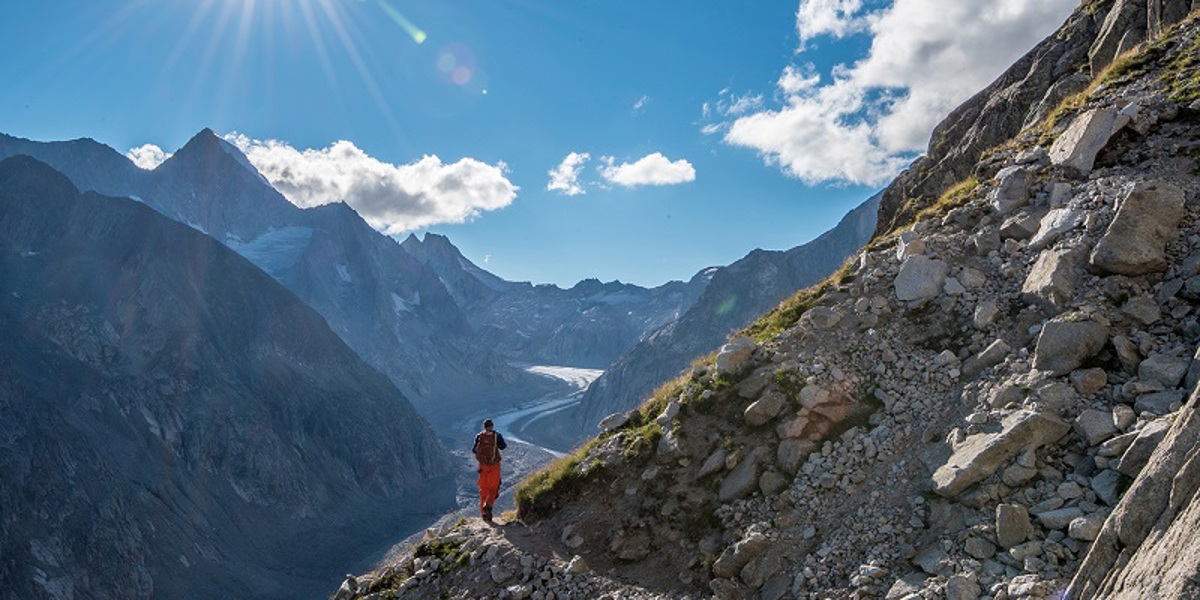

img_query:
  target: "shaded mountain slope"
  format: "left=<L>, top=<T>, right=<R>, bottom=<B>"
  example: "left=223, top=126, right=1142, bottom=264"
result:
left=575, top=191, right=880, bottom=436
left=0, top=131, right=554, bottom=430
left=0, top=156, right=454, bottom=600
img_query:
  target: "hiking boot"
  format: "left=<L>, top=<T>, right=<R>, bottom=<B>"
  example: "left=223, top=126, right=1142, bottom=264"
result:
left=482, top=505, right=493, bottom=522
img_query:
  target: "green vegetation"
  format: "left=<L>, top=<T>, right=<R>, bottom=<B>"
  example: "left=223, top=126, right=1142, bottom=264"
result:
left=740, top=257, right=858, bottom=343
left=414, top=538, right=471, bottom=573
left=1162, top=35, right=1200, bottom=101
left=514, top=436, right=602, bottom=521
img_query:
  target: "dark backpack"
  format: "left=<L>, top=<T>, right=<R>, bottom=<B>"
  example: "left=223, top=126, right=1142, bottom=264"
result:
left=475, top=431, right=499, bottom=465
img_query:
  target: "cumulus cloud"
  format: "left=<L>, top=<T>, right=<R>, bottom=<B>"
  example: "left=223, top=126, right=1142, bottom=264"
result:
left=127, top=144, right=172, bottom=170
left=225, top=134, right=517, bottom=234
left=796, top=0, right=869, bottom=45
left=599, top=153, right=696, bottom=187
left=547, top=152, right=591, bottom=196
left=721, top=0, right=1076, bottom=186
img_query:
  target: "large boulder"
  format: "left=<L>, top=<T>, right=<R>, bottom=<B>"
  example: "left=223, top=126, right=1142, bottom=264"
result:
left=719, top=447, right=765, bottom=502
left=712, top=533, right=770, bottom=579
left=1089, top=181, right=1186, bottom=276
left=989, top=166, right=1031, bottom=215
left=716, top=337, right=757, bottom=376
left=1022, top=246, right=1087, bottom=308
left=933, top=410, right=1071, bottom=497
left=894, top=255, right=949, bottom=302
left=1034, top=318, right=1111, bottom=376
left=1048, top=107, right=1129, bottom=174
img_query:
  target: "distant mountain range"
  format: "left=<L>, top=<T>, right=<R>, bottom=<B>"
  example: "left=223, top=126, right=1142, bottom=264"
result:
left=0, top=155, right=455, bottom=599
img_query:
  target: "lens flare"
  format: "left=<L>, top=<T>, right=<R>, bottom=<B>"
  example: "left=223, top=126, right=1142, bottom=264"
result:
left=375, top=0, right=427, bottom=45
left=436, top=43, right=477, bottom=87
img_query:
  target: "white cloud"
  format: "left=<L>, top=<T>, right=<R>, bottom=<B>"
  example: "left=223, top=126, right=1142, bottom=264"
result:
left=599, top=153, right=696, bottom=187
left=225, top=134, right=517, bottom=234
left=546, top=152, right=591, bottom=196
left=126, top=144, right=172, bottom=170
left=633, top=95, right=650, bottom=113
left=722, top=0, right=1076, bottom=187
left=796, top=0, right=869, bottom=45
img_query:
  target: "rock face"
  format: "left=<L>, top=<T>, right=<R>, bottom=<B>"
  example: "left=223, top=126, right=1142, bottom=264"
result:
left=1068, top=386, right=1200, bottom=599
left=0, top=156, right=455, bottom=600
left=1048, top=106, right=1130, bottom=174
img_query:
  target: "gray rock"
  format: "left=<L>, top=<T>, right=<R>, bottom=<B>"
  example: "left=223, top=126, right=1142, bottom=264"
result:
left=1048, top=107, right=1128, bottom=174
left=1000, top=213, right=1041, bottom=240
left=1121, top=295, right=1161, bottom=325
left=807, top=306, right=842, bottom=329
left=897, top=230, right=926, bottom=260
left=1098, top=431, right=1138, bottom=457
left=933, top=411, right=1070, bottom=497
left=1035, top=380, right=1078, bottom=412
left=698, top=448, right=728, bottom=479
left=997, top=504, right=1034, bottom=549
left=609, top=528, right=652, bottom=561
left=1138, top=354, right=1189, bottom=389
left=1036, top=506, right=1084, bottom=530
left=895, top=256, right=950, bottom=302
left=712, top=533, right=769, bottom=579
left=943, top=277, right=966, bottom=296
left=1070, top=368, right=1108, bottom=395
left=965, top=537, right=997, bottom=560
left=1075, top=409, right=1119, bottom=446
left=1090, top=181, right=1186, bottom=276
left=1091, top=469, right=1123, bottom=506
left=597, top=412, right=630, bottom=433
left=1029, top=207, right=1087, bottom=251
left=1183, top=347, right=1200, bottom=392
left=1135, top=390, right=1185, bottom=416
left=959, top=267, right=987, bottom=289
left=1113, top=404, right=1137, bottom=430
left=1022, top=246, right=1086, bottom=308
left=1116, top=418, right=1171, bottom=477
left=962, top=339, right=1012, bottom=379
left=744, top=391, right=786, bottom=427
left=1113, top=334, right=1143, bottom=373
left=716, top=337, right=757, bottom=375
left=989, top=384, right=1025, bottom=409
left=974, top=300, right=1001, bottom=330
left=912, top=544, right=949, bottom=575
left=566, top=555, right=589, bottom=574
left=1033, top=318, right=1110, bottom=376
left=1069, top=512, right=1107, bottom=542
left=776, top=439, right=816, bottom=475
left=719, top=447, right=764, bottom=501
left=736, top=367, right=774, bottom=398
left=490, top=563, right=515, bottom=584
left=946, top=573, right=982, bottom=600
left=758, top=470, right=788, bottom=496
left=989, top=166, right=1031, bottom=215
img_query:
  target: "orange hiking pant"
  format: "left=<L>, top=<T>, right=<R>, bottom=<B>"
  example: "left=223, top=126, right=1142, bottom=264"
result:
left=478, top=462, right=501, bottom=510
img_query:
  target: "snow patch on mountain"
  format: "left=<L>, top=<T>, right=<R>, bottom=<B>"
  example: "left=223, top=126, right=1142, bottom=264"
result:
left=226, top=226, right=313, bottom=277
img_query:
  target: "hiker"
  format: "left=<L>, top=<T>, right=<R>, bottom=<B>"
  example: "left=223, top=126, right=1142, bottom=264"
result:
left=472, top=418, right=507, bottom=522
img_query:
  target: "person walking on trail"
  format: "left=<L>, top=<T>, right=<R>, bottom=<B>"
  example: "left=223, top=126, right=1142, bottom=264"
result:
left=473, top=419, right=507, bottom=522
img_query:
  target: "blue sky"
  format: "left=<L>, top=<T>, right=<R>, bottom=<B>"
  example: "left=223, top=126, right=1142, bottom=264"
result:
left=0, top=0, right=1075, bottom=287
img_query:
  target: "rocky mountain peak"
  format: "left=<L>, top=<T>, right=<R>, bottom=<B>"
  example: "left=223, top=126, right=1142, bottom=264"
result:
left=342, top=5, right=1200, bottom=600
